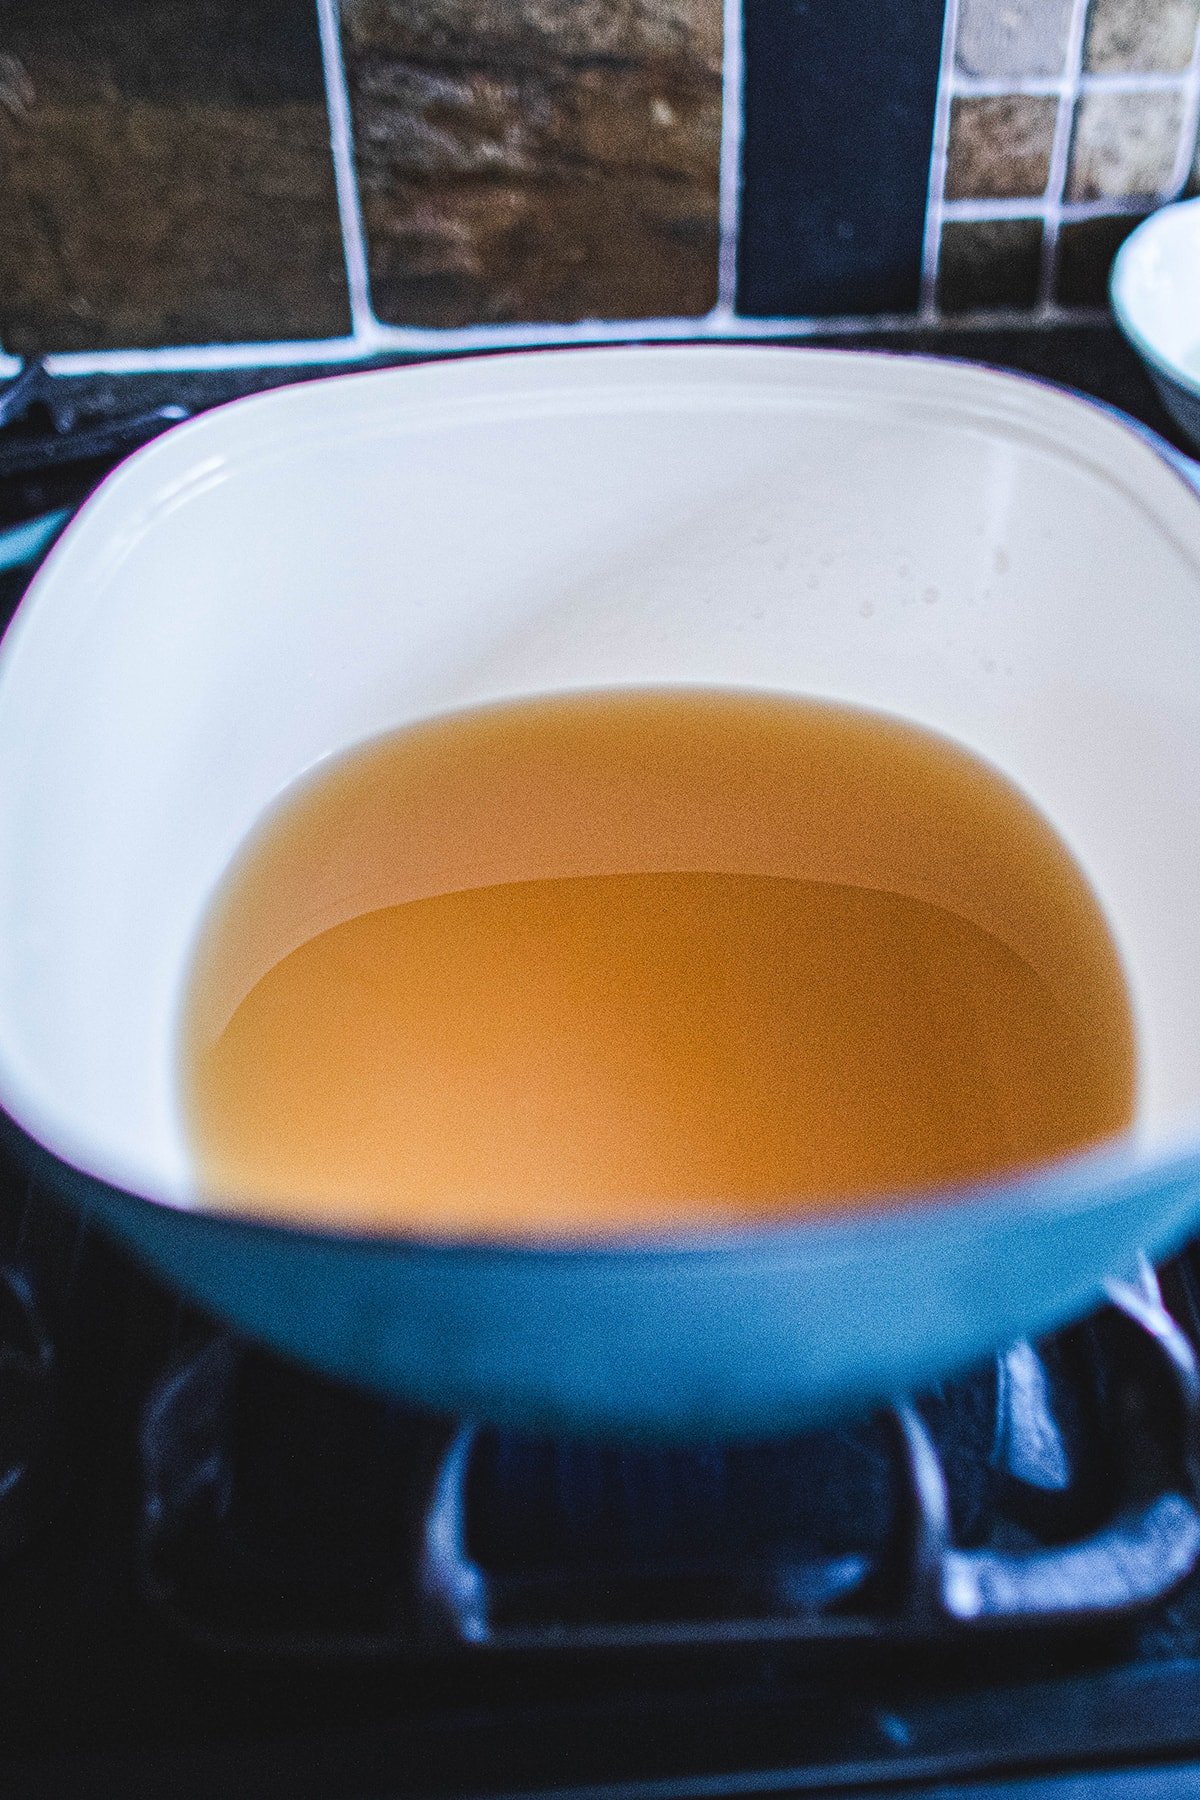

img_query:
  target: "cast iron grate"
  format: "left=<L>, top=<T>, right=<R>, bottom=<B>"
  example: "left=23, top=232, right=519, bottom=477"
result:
left=130, top=1256, right=1200, bottom=1660
left=0, top=360, right=186, bottom=522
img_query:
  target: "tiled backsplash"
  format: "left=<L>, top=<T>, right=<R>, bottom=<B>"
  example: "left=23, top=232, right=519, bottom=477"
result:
left=0, top=0, right=1197, bottom=371
left=941, top=0, right=1200, bottom=314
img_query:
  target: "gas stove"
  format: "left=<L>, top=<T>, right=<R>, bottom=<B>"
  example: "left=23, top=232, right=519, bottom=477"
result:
left=5, top=331, right=1200, bottom=1800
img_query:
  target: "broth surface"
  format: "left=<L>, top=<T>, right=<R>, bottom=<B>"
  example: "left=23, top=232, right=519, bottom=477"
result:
left=181, top=689, right=1137, bottom=1237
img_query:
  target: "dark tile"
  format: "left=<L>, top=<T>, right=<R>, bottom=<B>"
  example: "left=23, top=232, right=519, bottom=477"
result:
left=1067, top=90, right=1186, bottom=200
left=341, top=0, right=722, bottom=326
left=956, top=0, right=1073, bottom=77
left=738, top=0, right=946, bottom=317
left=945, top=96, right=1058, bottom=199
left=1084, top=0, right=1200, bottom=73
left=1055, top=213, right=1147, bottom=305
left=937, top=218, right=1043, bottom=313
left=0, top=0, right=349, bottom=353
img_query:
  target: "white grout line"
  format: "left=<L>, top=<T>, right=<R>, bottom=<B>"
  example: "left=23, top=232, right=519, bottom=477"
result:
left=919, top=0, right=961, bottom=316
left=951, top=74, right=1062, bottom=99
left=314, top=0, right=378, bottom=342
left=40, top=338, right=372, bottom=375
left=33, top=304, right=1117, bottom=380
left=943, top=193, right=1172, bottom=221
left=714, top=0, right=745, bottom=316
left=953, top=70, right=1193, bottom=99
left=1168, top=16, right=1200, bottom=194
left=941, top=196, right=1048, bottom=222
left=1038, top=0, right=1091, bottom=307
left=941, top=196, right=1044, bottom=221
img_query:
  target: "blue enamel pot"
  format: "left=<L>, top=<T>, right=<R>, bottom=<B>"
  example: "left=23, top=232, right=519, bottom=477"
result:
left=2, top=347, right=1200, bottom=1441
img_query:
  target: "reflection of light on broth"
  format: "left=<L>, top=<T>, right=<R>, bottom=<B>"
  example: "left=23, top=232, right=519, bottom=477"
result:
left=180, top=688, right=1137, bottom=1240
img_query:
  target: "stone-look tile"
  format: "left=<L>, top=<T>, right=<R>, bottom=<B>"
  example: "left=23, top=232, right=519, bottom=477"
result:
left=956, top=0, right=1073, bottom=77
left=0, top=0, right=349, bottom=354
left=1066, top=90, right=1185, bottom=200
left=937, top=218, right=1043, bottom=312
left=341, top=0, right=722, bottom=326
left=1084, top=0, right=1200, bottom=72
left=1056, top=213, right=1146, bottom=303
left=945, top=96, right=1058, bottom=199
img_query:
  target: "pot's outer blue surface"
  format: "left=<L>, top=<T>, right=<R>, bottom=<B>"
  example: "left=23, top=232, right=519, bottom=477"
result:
left=1147, top=371, right=1200, bottom=459
left=6, top=1108, right=1200, bottom=1442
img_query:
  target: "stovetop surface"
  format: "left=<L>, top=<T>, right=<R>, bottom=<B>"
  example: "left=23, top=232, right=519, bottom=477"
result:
left=3, top=325, right=1200, bottom=1800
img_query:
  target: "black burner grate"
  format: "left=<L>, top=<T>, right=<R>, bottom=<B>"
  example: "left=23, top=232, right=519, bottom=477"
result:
left=128, top=1256, right=1200, bottom=1660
